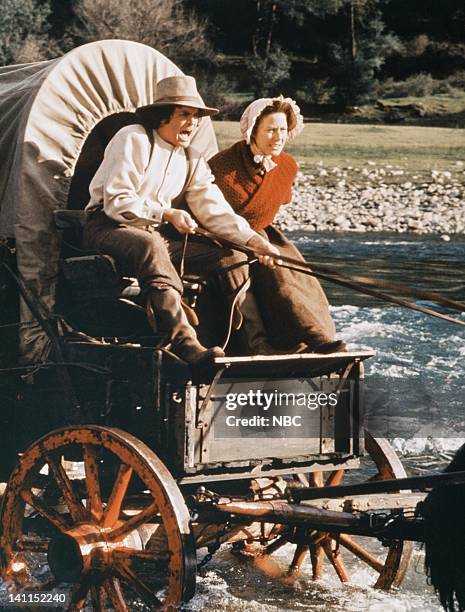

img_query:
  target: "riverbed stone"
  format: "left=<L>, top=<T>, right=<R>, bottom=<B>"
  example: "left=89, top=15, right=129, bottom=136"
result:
left=277, top=165, right=465, bottom=235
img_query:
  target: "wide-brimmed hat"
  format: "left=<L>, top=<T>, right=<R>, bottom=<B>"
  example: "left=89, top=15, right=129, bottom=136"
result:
left=138, top=75, right=218, bottom=117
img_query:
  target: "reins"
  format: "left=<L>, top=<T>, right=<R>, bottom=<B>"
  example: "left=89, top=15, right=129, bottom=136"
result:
left=192, top=227, right=465, bottom=328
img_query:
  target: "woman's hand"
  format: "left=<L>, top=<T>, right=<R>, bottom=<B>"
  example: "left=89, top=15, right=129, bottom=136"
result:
left=163, top=209, right=197, bottom=234
left=246, top=234, right=281, bottom=268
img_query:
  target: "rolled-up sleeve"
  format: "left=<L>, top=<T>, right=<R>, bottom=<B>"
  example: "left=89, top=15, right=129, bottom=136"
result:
left=92, top=128, right=164, bottom=225
left=185, top=156, right=256, bottom=244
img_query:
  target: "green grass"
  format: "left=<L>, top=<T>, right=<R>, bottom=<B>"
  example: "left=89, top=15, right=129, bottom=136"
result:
left=362, top=91, right=465, bottom=125
left=213, top=120, right=465, bottom=185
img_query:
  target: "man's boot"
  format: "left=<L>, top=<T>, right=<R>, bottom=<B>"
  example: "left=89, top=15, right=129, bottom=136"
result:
left=149, top=288, right=224, bottom=364
left=238, top=291, right=307, bottom=356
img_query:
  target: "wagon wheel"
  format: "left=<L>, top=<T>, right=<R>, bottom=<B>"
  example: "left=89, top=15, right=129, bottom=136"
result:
left=256, top=431, right=413, bottom=590
left=0, top=426, right=196, bottom=610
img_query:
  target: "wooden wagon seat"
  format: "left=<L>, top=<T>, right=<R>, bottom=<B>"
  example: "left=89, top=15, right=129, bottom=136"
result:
left=54, top=209, right=205, bottom=305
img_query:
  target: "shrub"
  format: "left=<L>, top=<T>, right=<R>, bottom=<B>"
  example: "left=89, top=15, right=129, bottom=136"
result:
left=446, top=70, right=465, bottom=90
left=379, top=73, right=463, bottom=98
left=0, top=0, right=52, bottom=66
left=245, top=46, right=292, bottom=98
left=297, top=78, right=336, bottom=105
left=406, top=34, right=431, bottom=57
left=68, top=0, right=213, bottom=70
left=196, top=72, right=237, bottom=113
left=380, top=73, right=435, bottom=97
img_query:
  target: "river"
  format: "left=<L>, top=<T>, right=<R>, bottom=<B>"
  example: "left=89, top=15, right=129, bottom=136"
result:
left=188, top=231, right=465, bottom=612
left=0, top=232, right=463, bottom=612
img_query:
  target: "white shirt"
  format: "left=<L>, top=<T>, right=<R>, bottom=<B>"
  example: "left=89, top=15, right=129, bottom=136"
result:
left=87, top=125, right=256, bottom=245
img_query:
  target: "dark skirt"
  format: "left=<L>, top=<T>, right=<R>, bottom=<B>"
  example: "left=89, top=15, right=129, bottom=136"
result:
left=252, top=225, right=336, bottom=348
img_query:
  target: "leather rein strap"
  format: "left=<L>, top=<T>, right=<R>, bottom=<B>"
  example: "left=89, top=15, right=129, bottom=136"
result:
left=193, top=227, right=465, bottom=328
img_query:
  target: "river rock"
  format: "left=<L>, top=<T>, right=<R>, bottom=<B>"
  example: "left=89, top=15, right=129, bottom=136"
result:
left=275, top=165, right=465, bottom=235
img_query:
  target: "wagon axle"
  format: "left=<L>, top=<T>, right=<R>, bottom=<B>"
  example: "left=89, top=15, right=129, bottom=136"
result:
left=47, top=523, right=146, bottom=583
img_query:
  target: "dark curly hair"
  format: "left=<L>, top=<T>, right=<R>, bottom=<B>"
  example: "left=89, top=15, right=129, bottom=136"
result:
left=135, top=104, right=177, bottom=130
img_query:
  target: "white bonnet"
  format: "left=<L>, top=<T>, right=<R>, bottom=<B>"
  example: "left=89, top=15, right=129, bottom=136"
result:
left=239, top=95, right=304, bottom=144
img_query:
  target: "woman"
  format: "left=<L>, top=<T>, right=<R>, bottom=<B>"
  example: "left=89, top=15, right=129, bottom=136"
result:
left=208, top=96, right=344, bottom=354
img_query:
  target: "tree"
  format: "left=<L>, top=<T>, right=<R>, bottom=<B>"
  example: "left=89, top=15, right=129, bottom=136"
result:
left=246, top=0, right=294, bottom=97
left=68, top=0, right=213, bottom=70
left=329, top=1, right=402, bottom=105
left=246, top=45, right=291, bottom=97
left=0, top=0, right=51, bottom=65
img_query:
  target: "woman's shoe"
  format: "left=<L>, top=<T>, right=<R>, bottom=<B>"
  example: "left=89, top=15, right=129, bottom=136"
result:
left=312, top=340, right=347, bottom=354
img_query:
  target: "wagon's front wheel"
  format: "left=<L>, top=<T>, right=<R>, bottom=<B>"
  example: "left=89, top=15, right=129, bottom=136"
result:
left=253, top=431, right=413, bottom=590
left=0, top=426, right=196, bottom=610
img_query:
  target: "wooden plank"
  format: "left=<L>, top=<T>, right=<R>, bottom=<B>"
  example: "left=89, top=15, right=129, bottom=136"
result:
left=177, top=457, right=360, bottom=484
left=305, top=492, right=426, bottom=513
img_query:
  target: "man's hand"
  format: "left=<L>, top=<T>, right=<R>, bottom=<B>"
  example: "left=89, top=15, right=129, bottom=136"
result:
left=164, top=209, right=197, bottom=234
left=246, top=234, right=281, bottom=268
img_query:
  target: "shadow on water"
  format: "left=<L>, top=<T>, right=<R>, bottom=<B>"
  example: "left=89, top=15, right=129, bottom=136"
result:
left=293, top=231, right=465, bottom=449
left=292, top=231, right=465, bottom=307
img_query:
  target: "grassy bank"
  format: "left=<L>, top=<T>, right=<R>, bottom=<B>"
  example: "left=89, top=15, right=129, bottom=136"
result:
left=214, top=121, right=465, bottom=186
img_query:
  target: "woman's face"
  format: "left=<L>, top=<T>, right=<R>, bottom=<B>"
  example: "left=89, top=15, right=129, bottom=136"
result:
left=253, top=112, right=288, bottom=156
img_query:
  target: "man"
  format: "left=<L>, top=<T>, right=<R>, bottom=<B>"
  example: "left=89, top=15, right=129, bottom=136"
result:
left=84, top=75, right=278, bottom=364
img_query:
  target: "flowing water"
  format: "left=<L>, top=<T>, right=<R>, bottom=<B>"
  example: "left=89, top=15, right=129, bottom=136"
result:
left=1, top=232, right=464, bottom=611
left=189, top=231, right=465, bottom=612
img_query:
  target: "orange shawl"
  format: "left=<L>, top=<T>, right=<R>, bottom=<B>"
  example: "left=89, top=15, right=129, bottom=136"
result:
left=209, top=140, right=298, bottom=231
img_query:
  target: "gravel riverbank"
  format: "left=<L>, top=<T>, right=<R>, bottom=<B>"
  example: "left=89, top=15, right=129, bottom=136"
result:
left=276, top=162, right=465, bottom=235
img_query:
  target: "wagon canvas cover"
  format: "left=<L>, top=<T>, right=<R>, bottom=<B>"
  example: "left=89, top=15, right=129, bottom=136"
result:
left=0, top=39, right=218, bottom=362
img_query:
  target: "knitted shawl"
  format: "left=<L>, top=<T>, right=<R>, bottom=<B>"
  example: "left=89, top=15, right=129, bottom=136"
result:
left=208, top=140, right=298, bottom=231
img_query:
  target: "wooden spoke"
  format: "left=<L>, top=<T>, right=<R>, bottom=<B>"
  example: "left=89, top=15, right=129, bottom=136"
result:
left=288, top=543, right=308, bottom=576
left=306, top=532, right=327, bottom=547
left=109, top=501, right=158, bottom=542
left=89, top=585, right=106, bottom=612
left=113, top=548, right=161, bottom=562
left=263, top=534, right=289, bottom=556
left=325, top=469, right=345, bottom=487
left=237, top=432, right=413, bottom=591
left=322, top=539, right=349, bottom=583
left=115, top=561, right=164, bottom=608
left=309, top=472, right=324, bottom=487
left=1, top=427, right=196, bottom=610
left=69, top=580, right=90, bottom=610
left=103, top=578, right=129, bottom=612
left=20, top=490, right=69, bottom=532
left=83, top=444, right=103, bottom=522
left=102, top=463, right=133, bottom=528
left=337, top=533, right=384, bottom=573
left=45, top=453, right=88, bottom=523
left=293, top=473, right=309, bottom=486
left=309, top=544, right=324, bottom=579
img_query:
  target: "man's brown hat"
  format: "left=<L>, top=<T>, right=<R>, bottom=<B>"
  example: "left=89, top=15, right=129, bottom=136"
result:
left=138, top=75, right=218, bottom=116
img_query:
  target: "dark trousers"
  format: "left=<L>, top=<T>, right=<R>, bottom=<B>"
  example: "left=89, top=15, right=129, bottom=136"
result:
left=83, top=211, right=250, bottom=298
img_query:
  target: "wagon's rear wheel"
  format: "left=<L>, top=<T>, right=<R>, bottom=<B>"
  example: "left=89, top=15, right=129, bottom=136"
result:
left=256, top=431, right=413, bottom=590
left=0, top=426, right=196, bottom=610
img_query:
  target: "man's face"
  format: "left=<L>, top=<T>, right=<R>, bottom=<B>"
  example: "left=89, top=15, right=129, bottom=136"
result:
left=157, top=106, right=200, bottom=148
